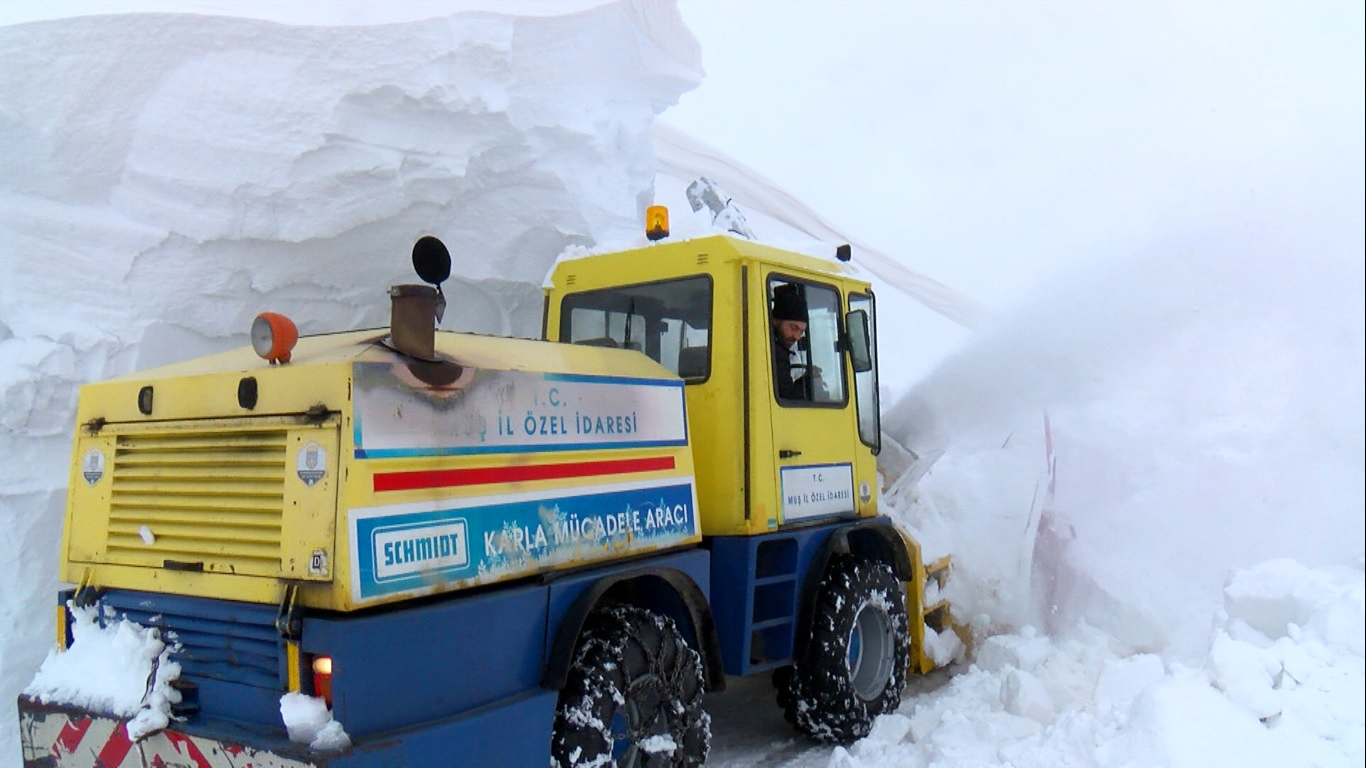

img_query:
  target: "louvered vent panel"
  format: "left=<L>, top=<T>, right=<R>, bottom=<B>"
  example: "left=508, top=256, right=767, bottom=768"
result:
left=101, top=591, right=283, bottom=689
left=105, top=430, right=287, bottom=575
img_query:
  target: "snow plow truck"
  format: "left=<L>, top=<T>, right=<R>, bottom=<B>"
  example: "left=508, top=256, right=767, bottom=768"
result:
left=17, top=208, right=956, bottom=767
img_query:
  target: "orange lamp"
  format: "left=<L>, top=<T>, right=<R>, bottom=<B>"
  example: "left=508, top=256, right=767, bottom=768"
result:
left=251, top=312, right=298, bottom=364
left=646, top=205, right=669, bottom=241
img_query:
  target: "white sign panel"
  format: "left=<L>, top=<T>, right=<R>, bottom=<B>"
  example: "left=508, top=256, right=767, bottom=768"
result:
left=353, top=364, right=688, bottom=458
left=780, top=463, right=855, bottom=522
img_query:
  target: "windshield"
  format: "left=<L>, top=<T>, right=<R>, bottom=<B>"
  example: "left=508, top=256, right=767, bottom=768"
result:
left=559, top=276, right=713, bottom=382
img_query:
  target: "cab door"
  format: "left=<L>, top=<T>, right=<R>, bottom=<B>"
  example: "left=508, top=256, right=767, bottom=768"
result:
left=762, top=273, right=860, bottom=527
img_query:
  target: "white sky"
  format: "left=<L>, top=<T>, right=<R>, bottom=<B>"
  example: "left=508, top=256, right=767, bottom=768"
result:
left=667, top=0, right=1366, bottom=309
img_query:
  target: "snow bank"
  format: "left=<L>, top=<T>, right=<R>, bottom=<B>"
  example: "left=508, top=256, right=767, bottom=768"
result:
left=0, top=2, right=700, bottom=760
left=819, top=559, right=1363, bottom=767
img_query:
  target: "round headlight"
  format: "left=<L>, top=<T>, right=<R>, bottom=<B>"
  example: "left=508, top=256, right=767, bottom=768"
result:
left=251, top=312, right=298, bottom=364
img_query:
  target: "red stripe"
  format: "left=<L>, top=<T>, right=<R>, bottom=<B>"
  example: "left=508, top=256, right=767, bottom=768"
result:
left=53, top=716, right=92, bottom=755
left=374, top=456, right=676, bottom=492
left=165, top=731, right=214, bottom=768
left=95, top=722, right=135, bottom=767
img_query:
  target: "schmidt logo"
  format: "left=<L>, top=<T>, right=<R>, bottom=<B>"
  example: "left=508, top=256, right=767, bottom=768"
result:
left=373, top=519, right=469, bottom=582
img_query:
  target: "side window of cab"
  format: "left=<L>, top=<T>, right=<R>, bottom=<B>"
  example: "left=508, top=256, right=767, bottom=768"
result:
left=767, top=279, right=846, bottom=406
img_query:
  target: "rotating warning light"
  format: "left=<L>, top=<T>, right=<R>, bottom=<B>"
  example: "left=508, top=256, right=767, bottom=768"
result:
left=251, top=312, right=298, bottom=364
left=646, top=205, right=669, bottom=241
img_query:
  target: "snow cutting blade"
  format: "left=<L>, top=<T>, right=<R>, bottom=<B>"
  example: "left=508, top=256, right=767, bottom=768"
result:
left=897, top=530, right=970, bottom=675
left=18, top=696, right=319, bottom=768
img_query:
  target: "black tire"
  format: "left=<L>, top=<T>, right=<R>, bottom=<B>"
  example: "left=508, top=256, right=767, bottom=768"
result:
left=551, top=605, right=710, bottom=767
left=778, top=555, right=910, bottom=744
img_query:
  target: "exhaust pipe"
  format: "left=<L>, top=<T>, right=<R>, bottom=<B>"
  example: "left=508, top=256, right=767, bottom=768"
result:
left=388, top=236, right=452, bottom=360
left=389, top=284, right=443, bottom=360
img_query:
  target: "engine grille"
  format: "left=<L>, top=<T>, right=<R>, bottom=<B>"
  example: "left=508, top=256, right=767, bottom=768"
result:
left=105, top=428, right=288, bottom=576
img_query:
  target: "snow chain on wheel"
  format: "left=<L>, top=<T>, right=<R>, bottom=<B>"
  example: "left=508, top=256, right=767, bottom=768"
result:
left=778, top=555, right=910, bottom=744
left=552, top=604, right=711, bottom=767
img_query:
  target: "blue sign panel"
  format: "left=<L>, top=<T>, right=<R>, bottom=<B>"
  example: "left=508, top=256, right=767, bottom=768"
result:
left=349, top=479, right=697, bottom=602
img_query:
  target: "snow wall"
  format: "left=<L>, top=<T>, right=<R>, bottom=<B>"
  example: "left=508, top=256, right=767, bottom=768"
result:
left=0, top=1, right=704, bottom=756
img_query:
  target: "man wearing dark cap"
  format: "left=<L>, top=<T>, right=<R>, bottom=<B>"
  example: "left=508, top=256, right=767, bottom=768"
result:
left=771, top=283, right=812, bottom=400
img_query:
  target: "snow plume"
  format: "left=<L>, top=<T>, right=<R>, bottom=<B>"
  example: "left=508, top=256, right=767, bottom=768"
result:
left=0, top=2, right=700, bottom=759
left=886, top=204, right=1366, bottom=658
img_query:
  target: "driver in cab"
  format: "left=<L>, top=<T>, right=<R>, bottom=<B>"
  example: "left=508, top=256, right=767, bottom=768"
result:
left=770, top=283, right=816, bottom=400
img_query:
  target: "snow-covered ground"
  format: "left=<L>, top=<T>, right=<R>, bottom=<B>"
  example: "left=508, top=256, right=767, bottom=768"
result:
left=3, top=2, right=1363, bottom=767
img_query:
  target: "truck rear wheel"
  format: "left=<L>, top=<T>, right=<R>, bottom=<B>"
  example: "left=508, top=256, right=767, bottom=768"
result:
left=552, top=604, right=710, bottom=767
left=779, top=555, right=910, bottom=744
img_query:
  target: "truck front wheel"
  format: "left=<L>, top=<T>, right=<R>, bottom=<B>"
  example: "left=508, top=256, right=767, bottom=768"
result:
left=551, top=604, right=710, bottom=767
left=779, top=555, right=910, bottom=744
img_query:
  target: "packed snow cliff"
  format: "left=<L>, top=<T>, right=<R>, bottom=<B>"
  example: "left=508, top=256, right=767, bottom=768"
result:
left=0, top=2, right=704, bottom=757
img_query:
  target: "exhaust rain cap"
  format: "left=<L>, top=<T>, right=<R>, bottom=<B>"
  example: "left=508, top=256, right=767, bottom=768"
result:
left=388, top=236, right=452, bottom=360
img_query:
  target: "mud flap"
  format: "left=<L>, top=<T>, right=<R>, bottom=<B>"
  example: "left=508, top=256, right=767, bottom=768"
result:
left=18, top=696, right=319, bottom=768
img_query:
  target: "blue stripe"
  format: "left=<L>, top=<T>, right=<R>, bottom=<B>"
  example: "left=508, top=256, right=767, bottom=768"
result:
left=542, top=372, right=684, bottom=388
left=355, top=438, right=688, bottom=460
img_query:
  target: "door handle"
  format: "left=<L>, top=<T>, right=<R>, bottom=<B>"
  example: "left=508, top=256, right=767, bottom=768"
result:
left=778, top=449, right=803, bottom=459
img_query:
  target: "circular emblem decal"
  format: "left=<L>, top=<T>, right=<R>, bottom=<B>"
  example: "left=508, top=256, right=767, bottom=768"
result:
left=82, top=449, right=106, bottom=485
left=296, top=441, right=327, bottom=486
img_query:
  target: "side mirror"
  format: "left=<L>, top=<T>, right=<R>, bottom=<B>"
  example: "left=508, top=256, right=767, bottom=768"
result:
left=845, top=309, right=873, bottom=373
